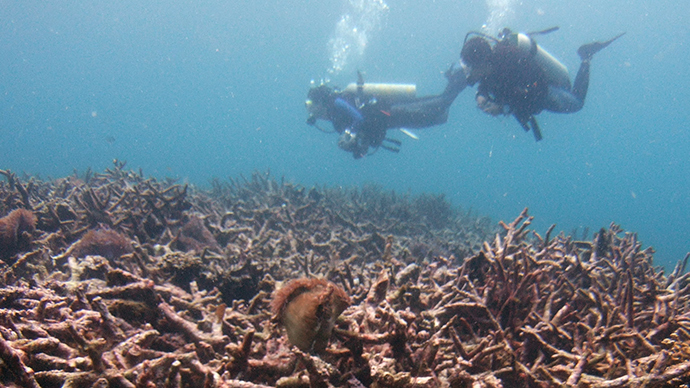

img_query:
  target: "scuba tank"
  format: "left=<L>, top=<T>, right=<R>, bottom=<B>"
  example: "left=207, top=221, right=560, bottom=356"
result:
left=504, top=31, right=572, bottom=90
left=342, top=83, right=417, bottom=104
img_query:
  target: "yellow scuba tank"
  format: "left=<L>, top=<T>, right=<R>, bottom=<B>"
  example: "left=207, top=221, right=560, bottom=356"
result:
left=343, top=83, right=417, bottom=104
left=508, top=32, right=571, bottom=90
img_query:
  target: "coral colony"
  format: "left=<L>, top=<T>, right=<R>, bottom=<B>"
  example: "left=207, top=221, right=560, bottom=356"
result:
left=0, top=163, right=690, bottom=387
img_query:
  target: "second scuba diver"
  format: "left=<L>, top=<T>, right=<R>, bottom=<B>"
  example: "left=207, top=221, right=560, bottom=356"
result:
left=306, top=68, right=468, bottom=159
left=460, top=27, right=625, bottom=141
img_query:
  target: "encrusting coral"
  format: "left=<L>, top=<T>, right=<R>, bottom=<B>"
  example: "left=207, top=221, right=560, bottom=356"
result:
left=271, top=278, right=351, bottom=353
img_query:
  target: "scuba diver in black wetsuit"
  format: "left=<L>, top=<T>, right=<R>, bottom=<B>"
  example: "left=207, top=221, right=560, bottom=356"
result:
left=460, top=27, right=625, bottom=141
left=306, top=68, right=468, bottom=159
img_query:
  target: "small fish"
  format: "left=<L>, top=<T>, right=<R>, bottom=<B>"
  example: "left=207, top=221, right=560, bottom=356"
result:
left=399, top=128, right=419, bottom=140
left=105, top=136, right=116, bottom=144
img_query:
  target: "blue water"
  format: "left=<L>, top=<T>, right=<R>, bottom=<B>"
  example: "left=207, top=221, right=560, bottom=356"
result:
left=1, top=0, right=688, bottom=269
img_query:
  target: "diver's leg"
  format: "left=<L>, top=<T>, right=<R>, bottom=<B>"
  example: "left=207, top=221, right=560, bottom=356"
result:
left=543, top=82, right=586, bottom=113
left=571, top=59, right=591, bottom=107
left=388, top=95, right=452, bottom=128
left=543, top=33, right=624, bottom=114
left=382, top=64, right=467, bottom=129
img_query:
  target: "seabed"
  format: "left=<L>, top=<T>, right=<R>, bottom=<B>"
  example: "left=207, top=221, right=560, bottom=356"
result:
left=1, top=163, right=689, bottom=388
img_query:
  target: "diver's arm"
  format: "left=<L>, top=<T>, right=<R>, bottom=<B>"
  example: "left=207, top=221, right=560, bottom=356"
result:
left=333, top=98, right=363, bottom=131
left=443, top=61, right=469, bottom=96
left=475, top=84, right=505, bottom=116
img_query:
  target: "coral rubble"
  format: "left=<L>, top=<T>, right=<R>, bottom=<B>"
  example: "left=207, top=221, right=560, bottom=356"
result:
left=0, top=162, right=688, bottom=387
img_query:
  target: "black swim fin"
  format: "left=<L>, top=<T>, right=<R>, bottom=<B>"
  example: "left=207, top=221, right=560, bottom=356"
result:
left=380, top=144, right=400, bottom=153
left=384, top=137, right=402, bottom=147
left=578, top=32, right=626, bottom=61
left=381, top=138, right=401, bottom=153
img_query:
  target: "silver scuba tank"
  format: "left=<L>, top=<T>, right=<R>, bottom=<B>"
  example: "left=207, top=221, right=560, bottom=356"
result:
left=343, top=83, right=417, bottom=104
left=507, top=32, right=572, bottom=90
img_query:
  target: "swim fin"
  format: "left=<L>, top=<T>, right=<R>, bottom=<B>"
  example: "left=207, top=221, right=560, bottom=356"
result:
left=578, top=32, right=626, bottom=61
left=381, top=138, right=401, bottom=153
left=384, top=137, right=402, bottom=146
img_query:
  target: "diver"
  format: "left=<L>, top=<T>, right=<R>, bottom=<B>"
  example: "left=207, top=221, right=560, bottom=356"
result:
left=306, top=68, right=468, bottom=159
left=460, top=27, right=625, bottom=141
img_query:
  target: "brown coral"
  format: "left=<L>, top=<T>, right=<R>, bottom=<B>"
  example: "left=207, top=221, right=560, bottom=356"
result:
left=0, top=208, right=36, bottom=261
left=64, top=228, right=134, bottom=260
left=175, top=215, right=221, bottom=253
left=271, top=278, right=351, bottom=353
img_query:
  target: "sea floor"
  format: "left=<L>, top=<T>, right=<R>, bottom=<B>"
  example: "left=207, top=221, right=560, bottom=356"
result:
left=1, top=164, right=689, bottom=387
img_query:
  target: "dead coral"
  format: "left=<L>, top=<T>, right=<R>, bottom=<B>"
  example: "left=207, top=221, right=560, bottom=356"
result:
left=0, top=165, right=688, bottom=388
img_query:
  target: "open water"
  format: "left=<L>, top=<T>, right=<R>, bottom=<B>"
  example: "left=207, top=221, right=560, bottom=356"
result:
left=1, top=0, right=688, bottom=269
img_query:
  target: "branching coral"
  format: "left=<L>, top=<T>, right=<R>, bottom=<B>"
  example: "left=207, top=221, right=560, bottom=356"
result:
left=0, top=166, right=688, bottom=388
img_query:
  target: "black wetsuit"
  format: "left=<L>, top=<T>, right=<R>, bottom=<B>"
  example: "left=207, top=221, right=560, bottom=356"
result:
left=477, top=41, right=550, bottom=124
left=474, top=38, right=593, bottom=140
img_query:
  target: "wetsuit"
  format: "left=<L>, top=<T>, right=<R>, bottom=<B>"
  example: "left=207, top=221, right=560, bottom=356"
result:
left=475, top=38, right=594, bottom=140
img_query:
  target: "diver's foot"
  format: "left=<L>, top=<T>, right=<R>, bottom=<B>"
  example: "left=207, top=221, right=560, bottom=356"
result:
left=577, top=32, right=626, bottom=61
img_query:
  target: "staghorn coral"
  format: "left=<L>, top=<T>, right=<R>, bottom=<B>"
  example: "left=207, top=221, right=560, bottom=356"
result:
left=0, top=165, right=688, bottom=387
left=271, top=278, right=351, bottom=353
left=0, top=208, right=36, bottom=262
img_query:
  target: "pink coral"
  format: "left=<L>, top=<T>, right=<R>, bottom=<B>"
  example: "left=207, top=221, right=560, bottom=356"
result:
left=67, top=229, right=133, bottom=259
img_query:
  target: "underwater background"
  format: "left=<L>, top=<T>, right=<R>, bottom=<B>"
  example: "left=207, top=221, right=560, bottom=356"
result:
left=1, top=0, right=688, bottom=269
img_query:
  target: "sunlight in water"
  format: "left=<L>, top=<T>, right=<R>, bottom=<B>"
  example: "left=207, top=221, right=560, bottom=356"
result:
left=328, top=0, right=389, bottom=76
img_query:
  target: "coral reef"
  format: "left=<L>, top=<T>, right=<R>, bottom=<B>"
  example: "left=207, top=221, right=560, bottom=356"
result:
left=0, top=162, right=688, bottom=388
